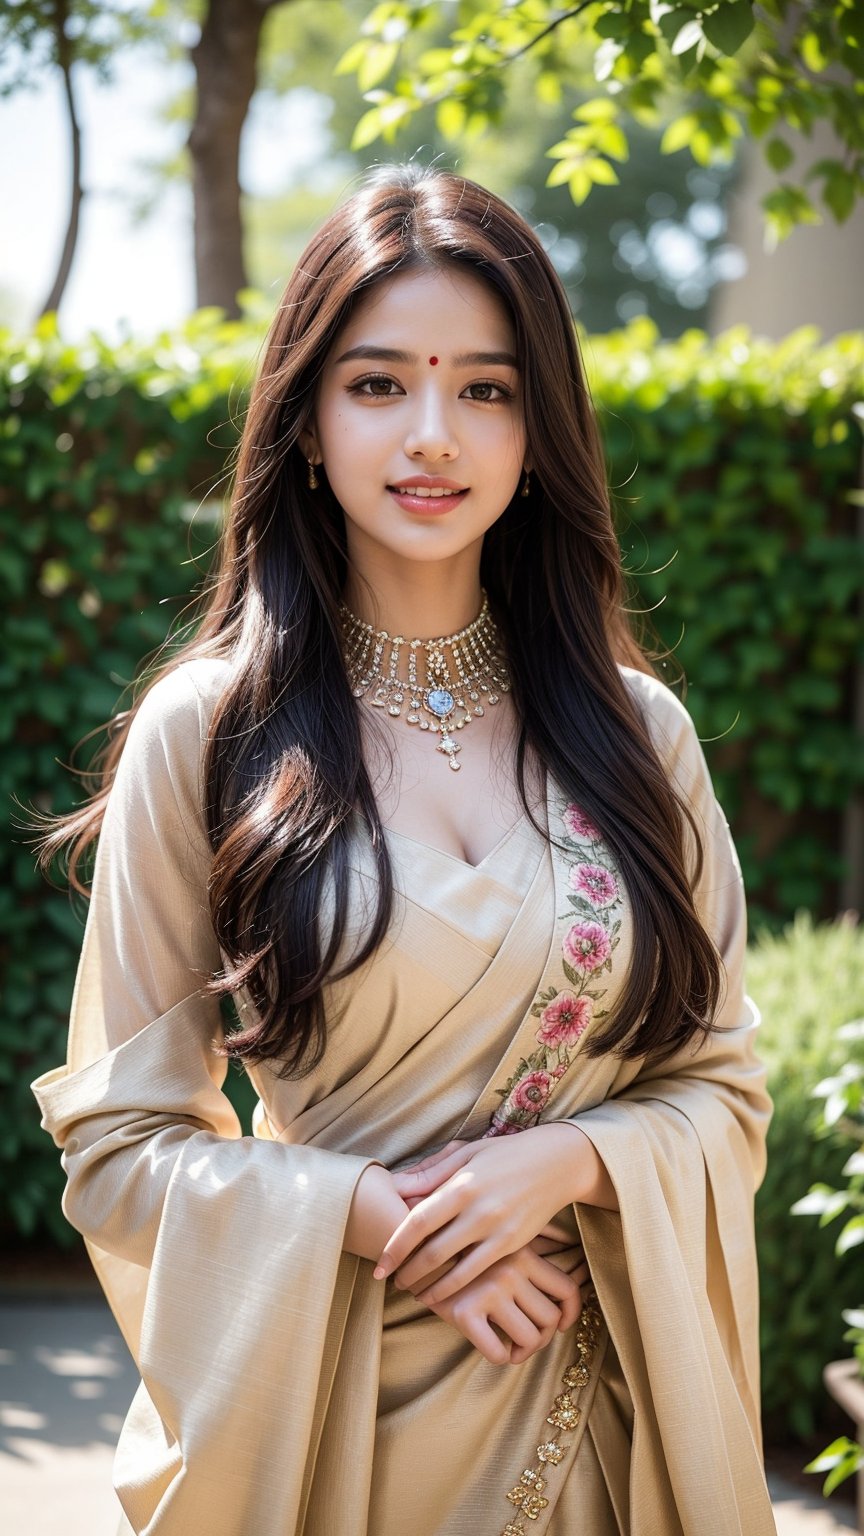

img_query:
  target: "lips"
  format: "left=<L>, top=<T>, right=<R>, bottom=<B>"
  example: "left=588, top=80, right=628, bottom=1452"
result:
left=384, top=485, right=464, bottom=516
left=388, top=476, right=468, bottom=492
left=386, top=473, right=470, bottom=514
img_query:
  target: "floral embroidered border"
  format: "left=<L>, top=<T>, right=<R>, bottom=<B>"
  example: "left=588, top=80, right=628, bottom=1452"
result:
left=499, top=1290, right=604, bottom=1531
left=483, top=800, right=623, bottom=1139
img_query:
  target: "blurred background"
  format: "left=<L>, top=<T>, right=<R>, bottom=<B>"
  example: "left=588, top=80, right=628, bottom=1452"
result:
left=1, top=4, right=863, bottom=1533
left=2, top=0, right=862, bottom=340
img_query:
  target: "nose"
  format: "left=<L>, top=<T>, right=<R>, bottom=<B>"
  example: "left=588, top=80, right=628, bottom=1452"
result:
left=403, top=384, right=459, bottom=463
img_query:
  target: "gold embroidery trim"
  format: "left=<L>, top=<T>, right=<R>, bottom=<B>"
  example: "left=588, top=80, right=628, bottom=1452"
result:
left=499, top=1291, right=603, bottom=1532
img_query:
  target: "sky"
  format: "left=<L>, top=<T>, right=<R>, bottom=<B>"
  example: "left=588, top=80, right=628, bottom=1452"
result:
left=0, top=48, right=334, bottom=342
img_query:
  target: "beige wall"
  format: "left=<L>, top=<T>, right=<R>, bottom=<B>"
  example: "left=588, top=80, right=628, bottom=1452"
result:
left=709, top=119, right=864, bottom=339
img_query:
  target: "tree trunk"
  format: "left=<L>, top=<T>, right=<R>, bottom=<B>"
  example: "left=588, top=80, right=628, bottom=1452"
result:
left=40, top=0, right=83, bottom=320
left=188, top=0, right=280, bottom=316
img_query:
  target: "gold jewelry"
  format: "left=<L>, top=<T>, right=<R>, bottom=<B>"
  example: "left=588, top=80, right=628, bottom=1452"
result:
left=521, top=469, right=531, bottom=497
left=307, top=459, right=319, bottom=490
left=338, top=589, right=510, bottom=773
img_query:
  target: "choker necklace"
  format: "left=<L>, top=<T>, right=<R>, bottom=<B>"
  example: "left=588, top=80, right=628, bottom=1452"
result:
left=338, top=589, right=511, bottom=772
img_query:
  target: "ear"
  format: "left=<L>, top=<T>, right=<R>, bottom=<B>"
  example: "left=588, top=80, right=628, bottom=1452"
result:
left=297, top=426, right=320, bottom=464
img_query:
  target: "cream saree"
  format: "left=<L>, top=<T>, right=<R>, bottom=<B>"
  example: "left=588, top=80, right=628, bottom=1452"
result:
left=32, top=658, right=777, bottom=1535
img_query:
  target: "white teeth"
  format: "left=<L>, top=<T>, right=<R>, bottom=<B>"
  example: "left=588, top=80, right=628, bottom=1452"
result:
left=396, top=486, right=461, bottom=497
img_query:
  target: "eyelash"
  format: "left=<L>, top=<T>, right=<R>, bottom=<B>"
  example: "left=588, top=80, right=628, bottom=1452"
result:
left=346, top=373, right=514, bottom=404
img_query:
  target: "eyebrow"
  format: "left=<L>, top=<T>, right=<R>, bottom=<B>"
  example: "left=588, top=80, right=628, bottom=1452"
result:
left=333, top=345, right=520, bottom=369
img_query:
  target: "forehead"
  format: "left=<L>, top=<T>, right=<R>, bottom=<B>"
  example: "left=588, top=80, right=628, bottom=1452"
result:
left=332, top=265, right=516, bottom=348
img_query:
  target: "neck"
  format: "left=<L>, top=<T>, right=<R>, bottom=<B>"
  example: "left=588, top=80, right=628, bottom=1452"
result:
left=340, top=560, right=484, bottom=641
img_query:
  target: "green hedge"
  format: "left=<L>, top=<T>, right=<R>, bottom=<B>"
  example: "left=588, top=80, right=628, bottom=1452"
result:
left=750, top=911, right=864, bottom=1441
left=1, top=311, right=863, bottom=1442
left=589, top=319, right=864, bottom=926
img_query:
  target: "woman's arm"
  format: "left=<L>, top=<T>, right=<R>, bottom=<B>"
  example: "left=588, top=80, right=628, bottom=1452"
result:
left=32, top=663, right=386, bottom=1273
left=344, top=1163, right=411, bottom=1260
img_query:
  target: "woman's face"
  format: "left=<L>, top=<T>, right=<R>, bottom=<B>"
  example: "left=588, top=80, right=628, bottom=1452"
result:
left=301, top=264, right=529, bottom=574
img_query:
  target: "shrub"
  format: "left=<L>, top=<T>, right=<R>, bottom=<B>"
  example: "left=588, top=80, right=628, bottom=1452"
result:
left=751, top=911, right=864, bottom=1440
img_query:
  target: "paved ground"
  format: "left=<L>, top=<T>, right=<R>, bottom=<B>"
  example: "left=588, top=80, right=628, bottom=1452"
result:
left=0, top=1298, right=859, bottom=1535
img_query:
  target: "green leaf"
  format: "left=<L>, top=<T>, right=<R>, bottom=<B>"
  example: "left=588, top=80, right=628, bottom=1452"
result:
left=573, top=97, right=618, bottom=124
left=800, top=31, right=827, bottom=74
left=837, top=1214, right=864, bottom=1255
left=823, top=171, right=856, bottom=224
left=546, top=158, right=579, bottom=189
left=350, top=105, right=384, bottom=151
left=671, top=19, right=703, bottom=57
left=765, top=138, right=794, bottom=173
left=436, top=97, right=466, bottom=140
left=791, top=1187, right=840, bottom=1217
left=586, top=157, right=620, bottom=187
left=595, top=123, right=629, bottom=162
left=568, top=170, right=594, bottom=205
left=357, top=41, right=399, bottom=93
left=594, top=12, right=630, bottom=40
left=702, top=1, right=754, bottom=56
left=333, top=40, right=368, bottom=77
left=660, top=114, right=699, bottom=155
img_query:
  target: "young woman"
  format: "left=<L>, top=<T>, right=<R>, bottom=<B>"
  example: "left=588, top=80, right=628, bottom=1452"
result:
left=31, top=162, right=776, bottom=1536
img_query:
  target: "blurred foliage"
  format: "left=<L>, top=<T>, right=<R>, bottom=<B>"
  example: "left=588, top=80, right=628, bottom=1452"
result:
left=586, top=317, right=864, bottom=931
left=793, top=1011, right=864, bottom=1491
left=751, top=912, right=864, bottom=1441
left=1, top=310, right=862, bottom=1329
left=338, top=0, right=864, bottom=244
left=0, top=0, right=163, bottom=94
left=137, top=0, right=741, bottom=335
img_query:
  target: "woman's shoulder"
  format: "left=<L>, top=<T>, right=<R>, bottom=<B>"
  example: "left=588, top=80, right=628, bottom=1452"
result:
left=118, top=656, right=236, bottom=785
left=132, top=656, right=235, bottom=726
left=616, top=662, right=706, bottom=783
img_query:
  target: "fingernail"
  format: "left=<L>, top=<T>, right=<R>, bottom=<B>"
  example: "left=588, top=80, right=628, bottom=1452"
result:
left=373, top=1264, right=390, bottom=1280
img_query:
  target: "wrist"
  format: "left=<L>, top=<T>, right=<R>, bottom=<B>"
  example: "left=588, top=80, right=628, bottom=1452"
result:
left=532, top=1121, right=614, bottom=1209
left=344, top=1163, right=410, bottom=1262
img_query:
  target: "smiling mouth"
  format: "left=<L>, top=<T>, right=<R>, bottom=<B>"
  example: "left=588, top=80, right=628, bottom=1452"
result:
left=386, top=485, right=469, bottom=499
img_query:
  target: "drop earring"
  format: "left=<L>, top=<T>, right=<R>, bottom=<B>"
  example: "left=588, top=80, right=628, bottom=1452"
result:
left=307, top=459, right=319, bottom=490
left=521, top=469, right=531, bottom=497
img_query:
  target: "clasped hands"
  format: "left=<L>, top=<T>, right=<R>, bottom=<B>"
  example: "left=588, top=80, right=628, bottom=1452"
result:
left=373, top=1123, right=594, bottom=1366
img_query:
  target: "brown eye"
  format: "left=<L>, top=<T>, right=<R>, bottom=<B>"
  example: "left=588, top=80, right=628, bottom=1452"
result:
left=463, top=381, right=512, bottom=403
left=346, top=374, right=401, bottom=397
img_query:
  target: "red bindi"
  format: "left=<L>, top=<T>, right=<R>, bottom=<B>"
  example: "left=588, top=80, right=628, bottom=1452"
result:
left=428, top=356, right=439, bottom=365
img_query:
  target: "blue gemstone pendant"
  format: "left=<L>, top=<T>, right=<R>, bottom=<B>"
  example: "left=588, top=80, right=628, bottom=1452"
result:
left=426, top=688, right=455, bottom=718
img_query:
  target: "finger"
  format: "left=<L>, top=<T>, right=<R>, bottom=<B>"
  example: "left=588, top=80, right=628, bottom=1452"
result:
left=511, top=1278, right=563, bottom=1335
left=509, top=1319, right=559, bottom=1365
left=525, top=1249, right=579, bottom=1300
left=556, top=1281, right=583, bottom=1333
left=392, top=1144, right=474, bottom=1198
left=374, top=1184, right=464, bottom=1279
left=493, top=1299, right=544, bottom=1354
left=469, top=1316, right=512, bottom=1367
left=393, top=1224, right=469, bottom=1292
left=523, top=1252, right=582, bottom=1331
left=415, top=1239, right=503, bottom=1305
left=430, top=1298, right=511, bottom=1366
left=399, top=1139, right=469, bottom=1175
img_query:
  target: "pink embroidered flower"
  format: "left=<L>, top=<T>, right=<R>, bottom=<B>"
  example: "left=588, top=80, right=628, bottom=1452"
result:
left=570, top=862, right=619, bottom=907
left=536, top=992, right=593, bottom=1048
left=563, top=920, right=611, bottom=974
left=551, top=1064, right=567, bottom=1079
left=510, top=1071, right=553, bottom=1113
left=563, top=803, right=601, bottom=843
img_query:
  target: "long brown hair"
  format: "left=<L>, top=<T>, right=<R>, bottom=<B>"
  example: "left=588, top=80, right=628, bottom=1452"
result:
left=29, top=161, right=721, bottom=1078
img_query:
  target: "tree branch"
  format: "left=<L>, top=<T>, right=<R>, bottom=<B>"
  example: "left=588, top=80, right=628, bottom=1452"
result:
left=40, top=0, right=84, bottom=320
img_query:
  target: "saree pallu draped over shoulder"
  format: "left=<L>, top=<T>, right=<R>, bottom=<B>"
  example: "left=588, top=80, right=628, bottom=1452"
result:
left=32, top=658, right=777, bottom=1536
